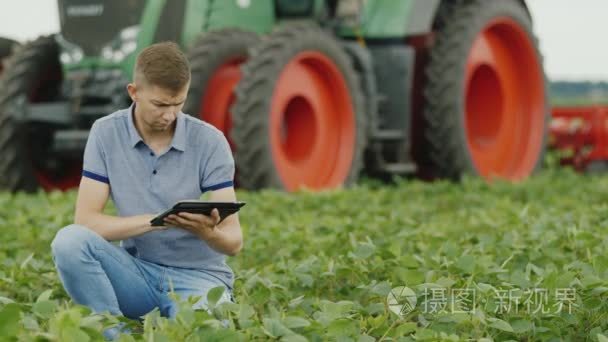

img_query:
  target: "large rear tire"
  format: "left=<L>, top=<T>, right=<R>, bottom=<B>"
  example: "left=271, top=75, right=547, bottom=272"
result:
left=419, top=0, right=548, bottom=180
left=231, top=22, right=367, bottom=191
left=183, top=28, right=259, bottom=147
left=0, top=36, right=79, bottom=192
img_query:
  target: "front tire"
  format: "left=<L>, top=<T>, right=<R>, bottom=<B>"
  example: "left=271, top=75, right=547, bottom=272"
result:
left=0, top=35, right=78, bottom=192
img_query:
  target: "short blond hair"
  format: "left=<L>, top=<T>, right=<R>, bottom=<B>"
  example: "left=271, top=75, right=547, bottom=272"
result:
left=134, top=42, right=190, bottom=92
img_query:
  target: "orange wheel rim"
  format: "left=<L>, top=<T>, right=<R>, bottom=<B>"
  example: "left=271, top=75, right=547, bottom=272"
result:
left=199, top=58, right=244, bottom=148
left=270, top=51, right=356, bottom=191
left=465, top=17, right=545, bottom=180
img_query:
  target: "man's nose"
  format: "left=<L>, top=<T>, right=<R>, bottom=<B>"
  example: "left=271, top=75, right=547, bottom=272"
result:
left=162, top=109, right=177, bottom=121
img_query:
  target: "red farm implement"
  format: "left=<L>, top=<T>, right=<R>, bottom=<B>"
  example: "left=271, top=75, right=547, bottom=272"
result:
left=550, top=106, right=608, bottom=171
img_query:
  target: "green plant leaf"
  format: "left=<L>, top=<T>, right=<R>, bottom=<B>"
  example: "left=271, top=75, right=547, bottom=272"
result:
left=511, top=319, right=533, bottom=334
left=33, top=300, right=57, bottom=319
left=263, top=318, right=294, bottom=338
left=489, top=318, right=514, bottom=332
left=36, top=289, right=53, bottom=303
left=60, top=326, right=90, bottom=342
left=206, top=286, right=226, bottom=309
left=0, top=304, right=22, bottom=337
left=282, top=334, right=308, bottom=342
left=283, top=316, right=310, bottom=329
left=0, top=296, right=15, bottom=305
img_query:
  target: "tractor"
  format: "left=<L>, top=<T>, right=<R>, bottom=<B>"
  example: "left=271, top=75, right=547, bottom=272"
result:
left=0, top=38, right=19, bottom=67
left=0, top=0, right=550, bottom=192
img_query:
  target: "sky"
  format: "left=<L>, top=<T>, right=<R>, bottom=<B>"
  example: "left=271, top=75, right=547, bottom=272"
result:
left=0, top=0, right=606, bottom=82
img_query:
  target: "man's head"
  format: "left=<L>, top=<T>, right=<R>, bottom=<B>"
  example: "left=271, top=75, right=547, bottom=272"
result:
left=127, top=42, right=191, bottom=133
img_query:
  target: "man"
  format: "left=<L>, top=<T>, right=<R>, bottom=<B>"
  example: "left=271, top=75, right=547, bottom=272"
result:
left=51, top=42, right=242, bottom=335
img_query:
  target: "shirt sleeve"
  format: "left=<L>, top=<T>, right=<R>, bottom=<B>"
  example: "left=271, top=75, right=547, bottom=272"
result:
left=200, top=134, right=235, bottom=193
left=82, top=121, right=109, bottom=184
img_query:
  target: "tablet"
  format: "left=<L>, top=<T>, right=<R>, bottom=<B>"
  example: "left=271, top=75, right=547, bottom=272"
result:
left=150, top=201, right=246, bottom=226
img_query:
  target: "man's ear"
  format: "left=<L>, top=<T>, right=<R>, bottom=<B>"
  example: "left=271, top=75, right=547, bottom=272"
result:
left=127, top=83, right=138, bottom=102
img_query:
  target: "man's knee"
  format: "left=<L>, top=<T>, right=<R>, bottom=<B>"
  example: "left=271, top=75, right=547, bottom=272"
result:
left=51, top=224, right=102, bottom=263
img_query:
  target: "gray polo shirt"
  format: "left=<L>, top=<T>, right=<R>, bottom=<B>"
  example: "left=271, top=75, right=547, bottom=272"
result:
left=82, top=104, right=235, bottom=289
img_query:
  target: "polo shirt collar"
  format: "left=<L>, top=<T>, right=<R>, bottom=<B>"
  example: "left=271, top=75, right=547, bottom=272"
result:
left=127, top=103, right=143, bottom=148
left=127, top=103, right=187, bottom=152
left=170, top=112, right=186, bottom=152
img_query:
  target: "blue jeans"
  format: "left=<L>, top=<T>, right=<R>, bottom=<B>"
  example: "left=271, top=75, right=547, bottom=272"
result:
left=51, top=224, right=234, bottom=321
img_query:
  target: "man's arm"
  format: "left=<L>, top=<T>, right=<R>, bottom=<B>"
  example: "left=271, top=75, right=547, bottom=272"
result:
left=204, top=187, right=243, bottom=255
left=74, top=177, right=162, bottom=241
left=164, top=186, right=243, bottom=256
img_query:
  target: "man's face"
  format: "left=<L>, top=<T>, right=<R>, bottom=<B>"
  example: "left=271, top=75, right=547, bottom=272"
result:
left=128, top=82, right=189, bottom=133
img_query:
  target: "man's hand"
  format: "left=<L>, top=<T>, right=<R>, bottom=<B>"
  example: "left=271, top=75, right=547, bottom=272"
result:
left=163, top=187, right=242, bottom=256
left=146, top=214, right=170, bottom=231
left=163, top=209, right=221, bottom=241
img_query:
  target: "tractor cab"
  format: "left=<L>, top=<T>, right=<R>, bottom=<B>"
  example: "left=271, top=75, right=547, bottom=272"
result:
left=58, top=0, right=144, bottom=62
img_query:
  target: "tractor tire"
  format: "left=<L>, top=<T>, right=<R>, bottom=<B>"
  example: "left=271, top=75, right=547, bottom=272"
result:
left=231, top=22, right=367, bottom=191
left=183, top=28, right=259, bottom=146
left=0, top=37, right=19, bottom=76
left=419, top=0, right=549, bottom=181
left=0, top=35, right=67, bottom=192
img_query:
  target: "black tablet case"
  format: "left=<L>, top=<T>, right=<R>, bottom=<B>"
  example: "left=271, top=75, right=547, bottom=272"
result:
left=150, top=201, right=245, bottom=226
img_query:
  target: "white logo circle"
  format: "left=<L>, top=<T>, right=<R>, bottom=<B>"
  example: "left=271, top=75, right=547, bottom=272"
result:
left=236, top=0, right=251, bottom=8
left=387, top=286, right=417, bottom=316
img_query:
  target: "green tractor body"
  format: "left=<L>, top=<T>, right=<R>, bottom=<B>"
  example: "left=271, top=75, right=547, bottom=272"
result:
left=59, top=0, right=275, bottom=73
left=0, top=0, right=548, bottom=192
